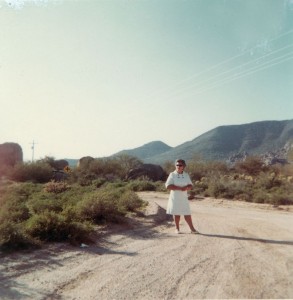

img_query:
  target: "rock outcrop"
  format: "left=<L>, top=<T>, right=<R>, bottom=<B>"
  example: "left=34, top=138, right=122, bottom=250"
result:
left=126, top=164, right=167, bottom=181
left=0, top=142, right=23, bottom=167
left=227, top=141, right=293, bottom=166
left=77, top=156, right=95, bottom=168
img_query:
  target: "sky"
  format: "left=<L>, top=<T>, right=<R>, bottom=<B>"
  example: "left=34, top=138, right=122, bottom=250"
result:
left=1, top=0, right=293, bottom=161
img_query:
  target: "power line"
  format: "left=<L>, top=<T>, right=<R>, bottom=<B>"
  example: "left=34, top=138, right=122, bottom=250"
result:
left=164, top=43, right=293, bottom=100
left=125, top=29, right=293, bottom=118
left=192, top=53, right=293, bottom=96
left=145, top=28, right=293, bottom=99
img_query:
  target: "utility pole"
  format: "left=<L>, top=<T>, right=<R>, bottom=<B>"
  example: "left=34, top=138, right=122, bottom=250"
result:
left=30, top=140, right=37, bottom=162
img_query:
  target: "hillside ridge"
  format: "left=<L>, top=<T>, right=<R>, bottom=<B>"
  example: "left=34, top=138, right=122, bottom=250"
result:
left=65, top=119, right=293, bottom=165
left=121, top=119, right=293, bottom=164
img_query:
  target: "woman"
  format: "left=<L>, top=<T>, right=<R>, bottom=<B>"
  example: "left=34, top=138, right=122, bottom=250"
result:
left=165, top=159, right=199, bottom=234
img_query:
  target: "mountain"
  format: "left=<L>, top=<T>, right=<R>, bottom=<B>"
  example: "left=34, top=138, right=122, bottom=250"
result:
left=141, top=119, right=293, bottom=164
left=65, top=119, right=293, bottom=166
left=111, top=141, right=172, bottom=160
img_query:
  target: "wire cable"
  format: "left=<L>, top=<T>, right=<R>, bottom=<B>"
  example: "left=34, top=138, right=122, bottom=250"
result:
left=145, top=29, right=293, bottom=99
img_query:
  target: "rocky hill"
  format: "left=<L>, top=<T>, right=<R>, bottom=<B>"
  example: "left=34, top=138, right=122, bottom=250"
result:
left=121, top=119, right=293, bottom=164
left=65, top=119, right=293, bottom=166
left=111, top=141, right=172, bottom=161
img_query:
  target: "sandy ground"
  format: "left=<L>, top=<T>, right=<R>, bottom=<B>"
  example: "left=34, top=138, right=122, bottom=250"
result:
left=1, top=192, right=293, bottom=300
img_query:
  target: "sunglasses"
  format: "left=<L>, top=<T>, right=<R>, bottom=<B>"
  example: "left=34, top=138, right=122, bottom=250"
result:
left=176, top=164, right=183, bottom=167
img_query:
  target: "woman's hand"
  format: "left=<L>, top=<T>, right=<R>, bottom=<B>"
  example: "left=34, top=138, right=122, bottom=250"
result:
left=182, top=185, right=192, bottom=191
left=167, top=184, right=192, bottom=191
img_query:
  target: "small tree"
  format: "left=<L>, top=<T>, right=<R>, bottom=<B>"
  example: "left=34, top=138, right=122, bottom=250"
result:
left=234, top=156, right=266, bottom=176
left=114, top=154, right=143, bottom=178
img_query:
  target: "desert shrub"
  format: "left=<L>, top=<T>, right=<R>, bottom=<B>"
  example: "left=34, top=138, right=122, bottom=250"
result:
left=92, top=178, right=107, bottom=188
left=207, top=180, right=227, bottom=198
left=104, top=180, right=128, bottom=190
left=153, top=181, right=167, bottom=192
left=118, top=190, right=146, bottom=212
left=188, top=161, right=209, bottom=181
left=9, top=162, right=52, bottom=183
left=57, top=183, right=97, bottom=207
left=254, top=173, right=273, bottom=189
left=266, top=183, right=293, bottom=205
left=127, top=180, right=157, bottom=192
left=25, top=210, right=94, bottom=243
left=269, top=192, right=293, bottom=205
left=76, top=173, right=97, bottom=186
left=188, top=160, right=229, bottom=181
left=0, top=221, right=39, bottom=251
left=0, top=180, right=147, bottom=251
left=204, top=176, right=252, bottom=200
left=27, top=193, right=64, bottom=214
left=1, top=181, right=42, bottom=199
left=65, top=221, right=95, bottom=245
left=0, top=200, right=30, bottom=224
left=235, top=193, right=252, bottom=202
left=77, top=189, right=125, bottom=223
left=86, top=158, right=123, bottom=179
left=192, top=180, right=209, bottom=195
left=234, top=156, right=267, bottom=176
left=0, top=184, right=42, bottom=230
left=253, top=190, right=268, bottom=203
left=114, top=154, right=143, bottom=178
left=0, top=183, right=39, bottom=223
left=44, top=180, right=70, bottom=193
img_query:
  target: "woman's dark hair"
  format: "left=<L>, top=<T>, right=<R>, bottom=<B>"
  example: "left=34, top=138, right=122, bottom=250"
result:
left=175, top=159, right=186, bottom=166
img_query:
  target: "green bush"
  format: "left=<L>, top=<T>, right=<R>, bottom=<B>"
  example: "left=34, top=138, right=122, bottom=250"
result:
left=153, top=181, right=167, bottom=192
left=92, top=178, right=107, bottom=188
left=72, top=156, right=143, bottom=184
left=0, top=180, right=147, bottom=251
left=269, top=193, right=293, bottom=205
left=3, top=156, right=293, bottom=252
left=0, top=221, right=39, bottom=251
left=188, top=159, right=229, bottom=181
left=127, top=180, right=157, bottom=192
left=77, top=189, right=125, bottom=223
left=104, top=180, right=128, bottom=190
left=27, top=193, right=63, bottom=214
left=0, top=183, right=38, bottom=223
left=9, top=162, right=52, bottom=183
left=255, top=172, right=281, bottom=189
left=207, top=180, right=227, bottom=198
left=253, top=190, right=268, bottom=203
left=25, top=210, right=94, bottom=243
left=234, top=156, right=267, bottom=176
left=118, top=190, right=146, bottom=212
left=25, top=211, right=66, bottom=241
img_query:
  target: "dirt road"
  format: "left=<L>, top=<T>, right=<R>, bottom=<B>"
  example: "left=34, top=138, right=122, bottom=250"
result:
left=1, top=192, right=293, bottom=299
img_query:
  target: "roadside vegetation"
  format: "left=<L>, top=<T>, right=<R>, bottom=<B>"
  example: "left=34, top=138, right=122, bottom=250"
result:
left=186, top=156, right=293, bottom=206
left=0, top=153, right=292, bottom=252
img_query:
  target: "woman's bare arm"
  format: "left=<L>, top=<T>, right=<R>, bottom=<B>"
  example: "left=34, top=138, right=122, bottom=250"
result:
left=167, top=184, right=192, bottom=191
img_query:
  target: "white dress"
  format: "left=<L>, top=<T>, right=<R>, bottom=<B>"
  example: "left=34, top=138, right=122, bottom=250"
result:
left=165, top=171, right=193, bottom=215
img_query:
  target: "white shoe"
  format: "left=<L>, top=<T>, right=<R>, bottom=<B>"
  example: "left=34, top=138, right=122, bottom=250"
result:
left=175, top=229, right=181, bottom=234
left=190, top=229, right=199, bottom=234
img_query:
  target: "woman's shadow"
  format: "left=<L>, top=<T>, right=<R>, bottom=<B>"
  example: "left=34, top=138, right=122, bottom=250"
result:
left=199, top=232, right=293, bottom=246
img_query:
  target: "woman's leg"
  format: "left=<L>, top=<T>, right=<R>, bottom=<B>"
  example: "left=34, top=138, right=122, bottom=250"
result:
left=184, top=215, right=196, bottom=231
left=174, top=215, right=180, bottom=231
